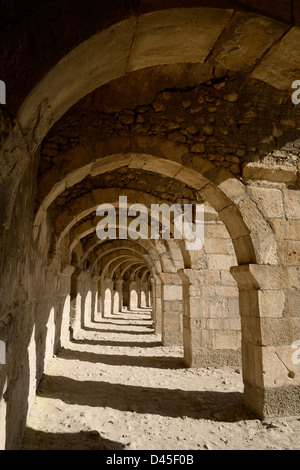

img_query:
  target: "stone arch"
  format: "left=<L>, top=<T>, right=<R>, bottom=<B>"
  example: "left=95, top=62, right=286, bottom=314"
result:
left=141, top=268, right=151, bottom=283
left=112, top=260, right=147, bottom=280
left=18, top=7, right=298, bottom=153
left=53, top=188, right=185, bottom=245
left=90, top=240, right=161, bottom=276
left=84, top=237, right=176, bottom=275
left=120, top=262, right=145, bottom=279
left=95, top=243, right=153, bottom=316
left=1, top=5, right=300, bottom=450
left=34, top=147, right=277, bottom=266
left=33, top=143, right=285, bottom=414
left=99, top=254, right=151, bottom=279
left=51, top=188, right=187, bottom=270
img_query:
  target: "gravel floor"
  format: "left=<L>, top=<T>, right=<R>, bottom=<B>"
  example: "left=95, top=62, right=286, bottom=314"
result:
left=22, top=309, right=300, bottom=450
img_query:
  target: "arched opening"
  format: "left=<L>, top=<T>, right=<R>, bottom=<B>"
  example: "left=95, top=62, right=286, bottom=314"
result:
left=0, top=3, right=299, bottom=450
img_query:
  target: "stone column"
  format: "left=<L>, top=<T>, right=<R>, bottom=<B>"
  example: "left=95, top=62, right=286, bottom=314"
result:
left=178, top=268, right=240, bottom=368
left=129, top=280, right=138, bottom=311
left=178, top=268, right=203, bottom=367
left=147, top=281, right=152, bottom=308
left=115, top=279, right=124, bottom=313
left=231, top=264, right=300, bottom=419
left=69, top=268, right=81, bottom=337
left=152, top=276, right=162, bottom=335
left=159, top=273, right=183, bottom=346
left=122, top=280, right=130, bottom=309
left=91, top=275, right=100, bottom=322
left=81, top=271, right=93, bottom=327
left=56, top=265, right=75, bottom=348
left=94, top=278, right=102, bottom=322
left=140, top=281, right=149, bottom=308
left=71, top=270, right=91, bottom=330
left=112, top=290, right=119, bottom=314
left=136, top=278, right=142, bottom=308
left=101, top=277, right=114, bottom=316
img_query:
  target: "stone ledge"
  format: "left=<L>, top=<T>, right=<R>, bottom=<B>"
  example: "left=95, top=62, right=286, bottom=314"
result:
left=242, top=162, right=298, bottom=184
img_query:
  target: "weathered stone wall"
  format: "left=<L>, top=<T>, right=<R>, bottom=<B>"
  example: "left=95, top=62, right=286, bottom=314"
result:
left=178, top=210, right=240, bottom=367
left=1, top=83, right=299, bottom=449
left=235, top=181, right=300, bottom=417
left=0, top=118, right=75, bottom=449
left=1, top=2, right=300, bottom=447
left=40, top=73, right=300, bottom=183
left=201, top=216, right=240, bottom=365
left=0, top=121, right=38, bottom=449
left=1, top=0, right=300, bottom=116
left=72, top=270, right=97, bottom=332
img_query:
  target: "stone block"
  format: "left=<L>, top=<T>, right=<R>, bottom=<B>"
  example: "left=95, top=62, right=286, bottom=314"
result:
left=287, top=220, right=300, bottom=241
left=283, top=189, right=300, bottom=220
left=128, top=8, right=232, bottom=71
left=220, top=270, right=238, bottom=286
left=231, top=234, right=256, bottom=265
left=207, top=254, right=235, bottom=270
left=215, top=285, right=238, bottom=297
left=205, top=223, right=230, bottom=239
left=162, top=312, right=182, bottom=346
left=143, top=157, right=180, bottom=178
left=270, top=219, right=286, bottom=239
left=249, top=186, right=284, bottom=218
left=212, top=331, right=240, bottom=350
left=238, top=198, right=279, bottom=264
left=191, top=329, right=213, bottom=349
left=213, top=13, right=288, bottom=72
left=205, top=238, right=227, bottom=254
left=228, top=297, right=240, bottom=318
left=241, top=341, right=264, bottom=387
left=218, top=175, right=247, bottom=202
left=258, top=290, right=285, bottom=318
left=208, top=298, right=229, bottom=318
left=207, top=318, right=224, bottom=330
left=200, top=285, right=216, bottom=297
left=175, top=166, right=208, bottom=190
left=260, top=318, right=300, bottom=346
left=261, top=345, right=300, bottom=388
left=200, top=183, right=232, bottom=212
left=231, top=264, right=300, bottom=290
left=189, top=298, right=209, bottom=319
left=162, top=284, right=182, bottom=301
left=241, top=316, right=261, bottom=344
left=285, top=291, right=300, bottom=318
left=252, top=27, right=300, bottom=91
left=278, top=240, right=300, bottom=265
left=243, top=162, right=298, bottom=185
left=205, top=270, right=221, bottom=284
left=229, top=318, right=241, bottom=331
left=219, top=203, right=250, bottom=239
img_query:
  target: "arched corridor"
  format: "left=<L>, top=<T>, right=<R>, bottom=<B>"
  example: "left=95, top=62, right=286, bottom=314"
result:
left=0, top=1, right=300, bottom=450
left=22, top=308, right=299, bottom=450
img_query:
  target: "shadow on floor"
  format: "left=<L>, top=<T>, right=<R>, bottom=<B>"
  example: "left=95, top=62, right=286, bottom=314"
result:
left=72, top=338, right=163, bottom=348
left=93, top=320, right=154, bottom=327
left=39, top=375, right=254, bottom=423
left=22, top=428, right=125, bottom=450
left=59, top=348, right=185, bottom=369
left=106, top=311, right=151, bottom=317
left=82, top=326, right=154, bottom=335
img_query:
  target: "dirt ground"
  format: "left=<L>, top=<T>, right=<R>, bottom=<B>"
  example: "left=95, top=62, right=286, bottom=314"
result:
left=22, top=309, right=300, bottom=450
